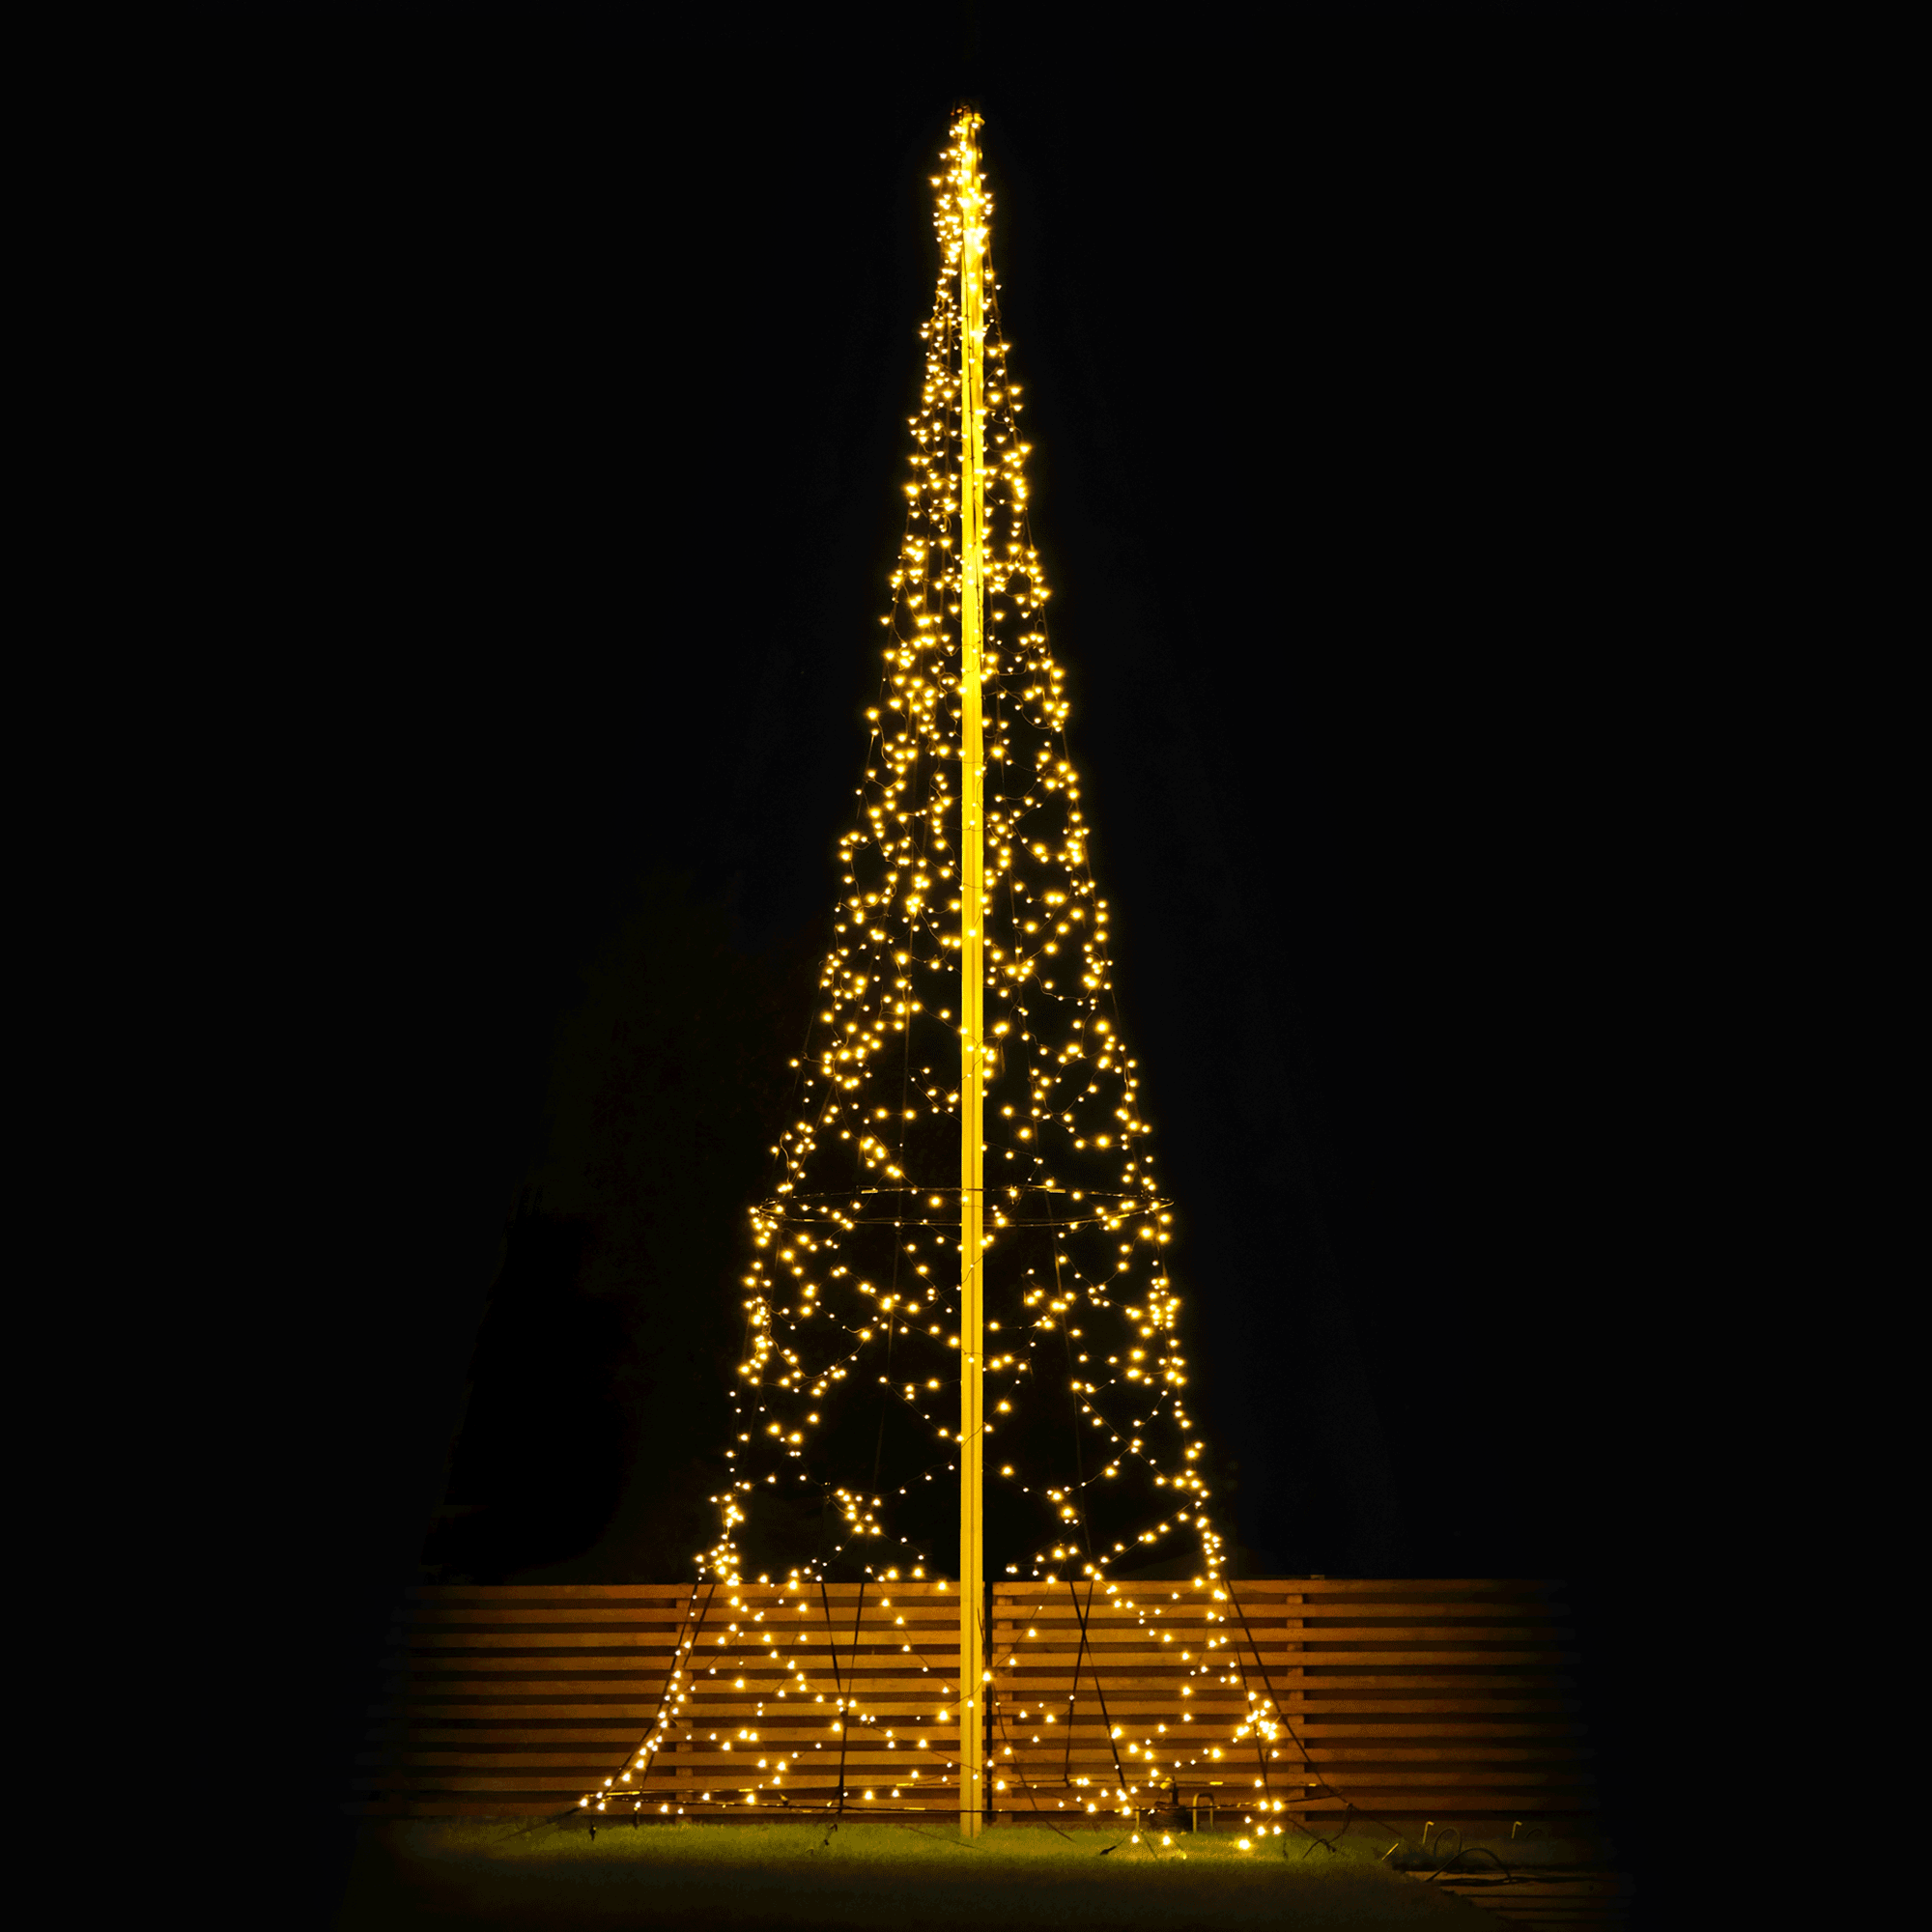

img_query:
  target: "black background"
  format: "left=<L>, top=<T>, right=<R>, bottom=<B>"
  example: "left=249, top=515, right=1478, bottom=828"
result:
left=204, top=7, right=1767, bottom=1914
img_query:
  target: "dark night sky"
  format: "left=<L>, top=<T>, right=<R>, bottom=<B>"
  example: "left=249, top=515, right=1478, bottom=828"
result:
left=227, top=9, right=1761, bottom=1910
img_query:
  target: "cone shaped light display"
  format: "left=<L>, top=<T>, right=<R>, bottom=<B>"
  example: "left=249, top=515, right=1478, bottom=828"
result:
left=599, top=109, right=1227, bottom=1837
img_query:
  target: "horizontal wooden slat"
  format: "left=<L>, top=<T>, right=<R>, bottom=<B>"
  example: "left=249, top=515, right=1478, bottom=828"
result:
left=396, top=1638, right=692, bottom=1654
left=378, top=1672, right=1577, bottom=1697
left=410, top=1582, right=963, bottom=1600
left=399, top=1608, right=955, bottom=1623
left=1005, top=1592, right=1561, bottom=1607
left=408, top=1585, right=702, bottom=1600
left=999, top=1593, right=1565, bottom=1605
left=987, top=1729, right=1590, bottom=1750
left=994, top=1625, right=1571, bottom=1642
left=995, top=1580, right=1565, bottom=1596
left=991, top=1601, right=1566, bottom=1614
left=344, top=1793, right=966, bottom=1808
left=376, top=1680, right=1578, bottom=1700
left=364, top=1772, right=968, bottom=1790
left=389, top=1645, right=949, bottom=1662
left=994, top=1651, right=1573, bottom=1668
left=988, top=1747, right=1586, bottom=1769
left=995, top=1633, right=1572, bottom=1645
left=365, top=1739, right=653, bottom=1754
left=361, top=1760, right=965, bottom=1777
left=993, top=1618, right=1566, bottom=1631
left=1255, top=1721, right=1584, bottom=1735
left=399, top=1614, right=690, bottom=1631
left=379, top=1655, right=676, bottom=1674
left=379, top=1678, right=957, bottom=1699
left=365, top=1705, right=676, bottom=1720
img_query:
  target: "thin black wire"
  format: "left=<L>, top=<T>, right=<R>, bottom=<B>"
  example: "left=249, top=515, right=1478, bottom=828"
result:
left=814, top=1575, right=842, bottom=1814
left=986, top=1587, right=1066, bottom=1824
left=1065, top=1580, right=1132, bottom=1805
left=1224, top=1584, right=1409, bottom=1847
left=1056, top=1586, right=1088, bottom=1790
left=1424, top=1841, right=1514, bottom=1884
left=818, top=1574, right=866, bottom=1818
left=985, top=1636, right=1080, bottom=1842
left=589, top=1579, right=717, bottom=1818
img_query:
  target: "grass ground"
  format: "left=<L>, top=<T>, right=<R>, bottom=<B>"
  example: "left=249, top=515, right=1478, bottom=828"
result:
left=332, top=1816, right=1510, bottom=1928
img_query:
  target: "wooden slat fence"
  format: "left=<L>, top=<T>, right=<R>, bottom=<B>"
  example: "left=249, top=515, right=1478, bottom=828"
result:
left=353, top=1578, right=1595, bottom=1834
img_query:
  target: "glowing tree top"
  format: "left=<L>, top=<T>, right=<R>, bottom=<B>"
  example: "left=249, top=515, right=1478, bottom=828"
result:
left=701, top=110, right=1223, bottom=1604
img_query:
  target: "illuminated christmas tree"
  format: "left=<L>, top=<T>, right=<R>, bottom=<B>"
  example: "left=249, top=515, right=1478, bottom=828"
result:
left=582, top=108, right=1229, bottom=1837
left=705, top=105, right=1221, bottom=1591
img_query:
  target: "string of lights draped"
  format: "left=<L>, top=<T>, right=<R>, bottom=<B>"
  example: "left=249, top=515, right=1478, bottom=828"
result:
left=579, top=106, right=1233, bottom=1833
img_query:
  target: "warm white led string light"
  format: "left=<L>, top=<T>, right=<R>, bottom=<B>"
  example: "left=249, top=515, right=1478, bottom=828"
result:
left=580, top=106, right=1247, bottom=1832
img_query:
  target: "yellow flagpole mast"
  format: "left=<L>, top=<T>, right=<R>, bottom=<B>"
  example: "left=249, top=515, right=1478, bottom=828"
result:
left=955, top=106, right=988, bottom=1842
